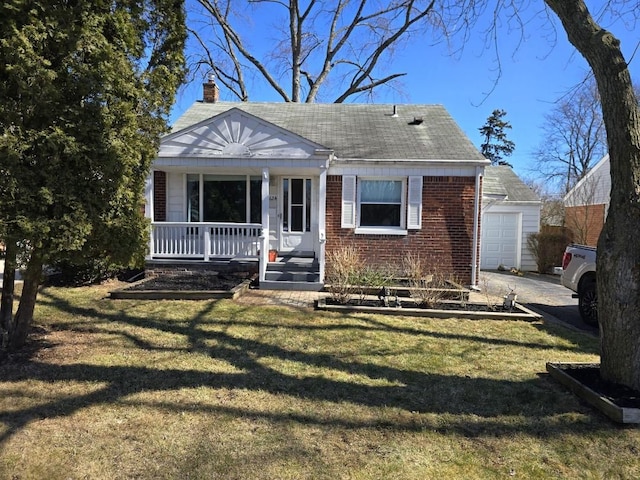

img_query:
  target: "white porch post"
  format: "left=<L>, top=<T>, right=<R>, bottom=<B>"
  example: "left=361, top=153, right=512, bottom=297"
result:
left=318, top=162, right=328, bottom=283
left=204, top=228, right=211, bottom=261
left=145, top=172, right=154, bottom=259
left=260, top=167, right=270, bottom=283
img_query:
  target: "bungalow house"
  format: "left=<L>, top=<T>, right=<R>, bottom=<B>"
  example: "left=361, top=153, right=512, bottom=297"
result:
left=144, top=80, right=489, bottom=290
left=563, top=154, right=610, bottom=247
left=481, top=166, right=541, bottom=271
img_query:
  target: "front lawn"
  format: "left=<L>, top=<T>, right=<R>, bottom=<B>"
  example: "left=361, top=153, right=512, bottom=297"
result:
left=1, top=283, right=637, bottom=479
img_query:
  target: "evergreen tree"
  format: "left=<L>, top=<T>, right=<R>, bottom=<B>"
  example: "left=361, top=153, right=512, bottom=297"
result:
left=0, top=0, right=186, bottom=350
left=479, top=109, right=516, bottom=166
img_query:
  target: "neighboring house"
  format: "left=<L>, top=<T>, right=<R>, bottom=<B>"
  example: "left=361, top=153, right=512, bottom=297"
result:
left=145, top=80, right=489, bottom=290
left=563, top=154, right=610, bottom=247
left=480, top=166, right=541, bottom=271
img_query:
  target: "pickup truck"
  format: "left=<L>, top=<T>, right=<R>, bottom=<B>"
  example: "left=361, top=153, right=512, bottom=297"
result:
left=561, top=244, right=597, bottom=325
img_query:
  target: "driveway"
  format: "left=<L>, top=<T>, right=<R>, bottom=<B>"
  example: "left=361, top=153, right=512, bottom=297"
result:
left=479, top=270, right=598, bottom=335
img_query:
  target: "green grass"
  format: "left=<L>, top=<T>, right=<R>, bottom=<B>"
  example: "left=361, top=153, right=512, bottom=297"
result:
left=1, top=282, right=638, bottom=479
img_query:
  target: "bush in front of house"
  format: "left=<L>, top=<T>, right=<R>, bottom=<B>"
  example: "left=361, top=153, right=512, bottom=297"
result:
left=527, top=230, right=572, bottom=274
left=325, top=245, right=397, bottom=304
left=402, top=252, right=457, bottom=307
left=325, top=244, right=363, bottom=304
left=44, top=258, right=126, bottom=286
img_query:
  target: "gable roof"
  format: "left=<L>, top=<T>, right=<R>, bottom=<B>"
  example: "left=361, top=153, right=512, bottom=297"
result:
left=160, top=108, right=326, bottom=158
left=170, top=102, right=487, bottom=162
left=483, top=166, right=540, bottom=203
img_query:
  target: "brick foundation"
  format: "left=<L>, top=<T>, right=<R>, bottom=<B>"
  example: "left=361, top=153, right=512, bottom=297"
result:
left=145, top=260, right=258, bottom=278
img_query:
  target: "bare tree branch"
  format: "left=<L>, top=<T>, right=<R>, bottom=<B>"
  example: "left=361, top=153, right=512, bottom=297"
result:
left=196, top=0, right=292, bottom=101
left=189, top=0, right=442, bottom=103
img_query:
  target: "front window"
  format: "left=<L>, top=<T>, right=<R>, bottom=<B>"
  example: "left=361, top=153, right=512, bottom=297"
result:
left=359, top=179, right=403, bottom=227
left=187, top=174, right=261, bottom=223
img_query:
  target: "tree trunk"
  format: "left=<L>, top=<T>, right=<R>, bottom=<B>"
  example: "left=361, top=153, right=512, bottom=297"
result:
left=545, top=0, right=640, bottom=389
left=0, top=240, right=17, bottom=349
left=7, top=250, right=44, bottom=351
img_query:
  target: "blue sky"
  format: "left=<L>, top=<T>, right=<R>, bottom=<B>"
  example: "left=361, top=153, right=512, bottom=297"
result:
left=171, top=2, right=639, bottom=186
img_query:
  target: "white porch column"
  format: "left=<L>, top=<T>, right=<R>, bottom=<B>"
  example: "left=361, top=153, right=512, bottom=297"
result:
left=260, top=167, right=270, bottom=282
left=318, top=161, right=328, bottom=283
left=145, top=172, right=154, bottom=259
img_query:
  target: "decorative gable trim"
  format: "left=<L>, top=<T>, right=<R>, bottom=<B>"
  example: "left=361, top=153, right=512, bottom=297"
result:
left=159, top=107, right=328, bottom=159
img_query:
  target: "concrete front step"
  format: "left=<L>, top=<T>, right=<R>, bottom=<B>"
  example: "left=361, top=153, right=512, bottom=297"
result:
left=263, top=255, right=321, bottom=290
left=265, top=271, right=320, bottom=282
left=268, top=258, right=318, bottom=271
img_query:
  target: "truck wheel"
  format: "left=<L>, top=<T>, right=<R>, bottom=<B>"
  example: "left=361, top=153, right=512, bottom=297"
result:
left=578, top=280, right=598, bottom=326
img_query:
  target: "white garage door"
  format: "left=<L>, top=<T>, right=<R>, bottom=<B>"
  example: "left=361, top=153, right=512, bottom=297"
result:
left=481, top=213, right=519, bottom=270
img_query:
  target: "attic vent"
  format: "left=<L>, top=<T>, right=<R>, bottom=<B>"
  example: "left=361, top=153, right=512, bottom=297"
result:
left=409, top=117, right=423, bottom=125
left=392, top=105, right=398, bottom=117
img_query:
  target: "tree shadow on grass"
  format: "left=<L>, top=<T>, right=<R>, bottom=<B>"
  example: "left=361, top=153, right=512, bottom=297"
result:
left=0, top=289, right=612, bottom=447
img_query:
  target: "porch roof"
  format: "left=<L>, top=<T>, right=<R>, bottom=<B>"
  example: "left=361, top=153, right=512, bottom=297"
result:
left=170, top=102, right=487, bottom=162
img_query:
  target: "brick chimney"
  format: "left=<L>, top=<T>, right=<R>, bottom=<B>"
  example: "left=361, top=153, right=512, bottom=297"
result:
left=203, top=73, right=219, bottom=103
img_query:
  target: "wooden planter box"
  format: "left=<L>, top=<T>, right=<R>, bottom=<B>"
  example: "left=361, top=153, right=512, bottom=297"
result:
left=546, top=362, right=640, bottom=424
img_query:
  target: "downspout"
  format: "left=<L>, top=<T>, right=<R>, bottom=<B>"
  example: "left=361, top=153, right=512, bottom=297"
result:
left=470, top=166, right=482, bottom=290
left=318, top=160, right=328, bottom=283
left=260, top=167, right=270, bottom=283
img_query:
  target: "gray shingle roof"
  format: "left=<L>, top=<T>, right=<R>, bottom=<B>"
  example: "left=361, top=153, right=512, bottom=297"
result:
left=484, top=166, right=540, bottom=203
left=171, top=101, right=486, bottom=161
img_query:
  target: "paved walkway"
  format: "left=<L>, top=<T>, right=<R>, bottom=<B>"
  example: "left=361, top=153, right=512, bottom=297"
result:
left=235, top=288, right=327, bottom=308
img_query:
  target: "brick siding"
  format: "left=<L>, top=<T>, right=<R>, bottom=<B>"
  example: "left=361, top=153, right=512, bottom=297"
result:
left=564, top=204, right=605, bottom=247
left=325, top=175, right=479, bottom=285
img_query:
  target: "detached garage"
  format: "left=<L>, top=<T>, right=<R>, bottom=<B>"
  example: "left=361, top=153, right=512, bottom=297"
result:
left=481, top=166, right=541, bottom=271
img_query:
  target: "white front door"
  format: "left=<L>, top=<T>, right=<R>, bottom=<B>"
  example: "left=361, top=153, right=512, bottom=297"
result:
left=280, top=177, right=314, bottom=253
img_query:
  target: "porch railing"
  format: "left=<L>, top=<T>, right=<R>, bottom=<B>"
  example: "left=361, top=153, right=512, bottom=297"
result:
left=150, top=222, right=263, bottom=260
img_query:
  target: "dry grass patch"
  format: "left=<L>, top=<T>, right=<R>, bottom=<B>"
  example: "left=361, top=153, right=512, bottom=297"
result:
left=1, top=282, right=639, bottom=479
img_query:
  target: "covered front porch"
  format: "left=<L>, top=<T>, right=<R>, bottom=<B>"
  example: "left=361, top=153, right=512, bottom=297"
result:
left=146, top=104, right=334, bottom=288
left=145, top=167, right=328, bottom=290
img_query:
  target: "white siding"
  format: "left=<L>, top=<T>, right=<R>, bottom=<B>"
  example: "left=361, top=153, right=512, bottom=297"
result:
left=564, top=155, right=610, bottom=207
left=167, top=172, right=185, bottom=221
left=329, top=165, right=478, bottom=177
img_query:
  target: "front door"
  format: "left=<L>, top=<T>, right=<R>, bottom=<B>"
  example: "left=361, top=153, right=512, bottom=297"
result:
left=280, top=177, right=314, bottom=254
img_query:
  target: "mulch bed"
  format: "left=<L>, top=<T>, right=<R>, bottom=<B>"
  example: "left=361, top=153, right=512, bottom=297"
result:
left=323, top=298, right=516, bottom=312
left=125, top=273, right=250, bottom=291
left=563, top=365, right=640, bottom=409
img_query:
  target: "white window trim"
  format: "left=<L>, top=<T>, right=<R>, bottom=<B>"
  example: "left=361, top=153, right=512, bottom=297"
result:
left=354, top=177, right=407, bottom=235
